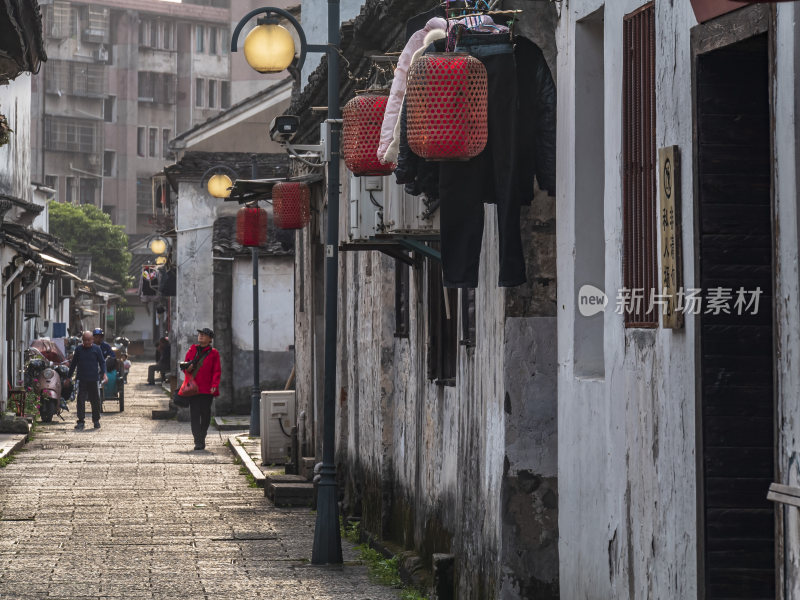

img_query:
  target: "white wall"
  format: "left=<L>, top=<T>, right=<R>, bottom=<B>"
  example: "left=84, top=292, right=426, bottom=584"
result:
left=174, top=182, right=221, bottom=371
left=232, top=254, right=294, bottom=353
left=557, top=1, right=699, bottom=598
left=0, top=75, right=32, bottom=200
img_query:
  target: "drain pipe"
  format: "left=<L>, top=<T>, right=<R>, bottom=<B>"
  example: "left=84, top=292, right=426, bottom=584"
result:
left=1, top=259, right=35, bottom=412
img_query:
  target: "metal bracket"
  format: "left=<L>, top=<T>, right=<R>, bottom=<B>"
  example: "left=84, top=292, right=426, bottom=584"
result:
left=339, top=242, right=422, bottom=268
left=395, top=238, right=441, bottom=262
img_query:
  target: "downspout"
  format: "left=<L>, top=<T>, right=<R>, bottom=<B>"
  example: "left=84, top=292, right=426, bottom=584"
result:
left=1, top=260, right=34, bottom=411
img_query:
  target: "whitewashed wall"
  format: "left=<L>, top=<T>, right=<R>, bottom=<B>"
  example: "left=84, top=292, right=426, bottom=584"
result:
left=0, top=75, right=32, bottom=200
left=175, top=182, right=220, bottom=370
left=773, top=4, right=800, bottom=598
left=555, top=0, right=800, bottom=597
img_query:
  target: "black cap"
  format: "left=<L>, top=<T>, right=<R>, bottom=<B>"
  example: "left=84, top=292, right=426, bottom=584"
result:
left=197, top=328, right=214, bottom=338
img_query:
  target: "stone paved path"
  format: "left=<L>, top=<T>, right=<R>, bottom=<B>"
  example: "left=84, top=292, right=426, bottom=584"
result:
left=0, top=362, right=398, bottom=600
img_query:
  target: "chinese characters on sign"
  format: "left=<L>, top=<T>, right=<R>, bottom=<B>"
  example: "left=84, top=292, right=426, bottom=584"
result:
left=659, top=146, right=684, bottom=329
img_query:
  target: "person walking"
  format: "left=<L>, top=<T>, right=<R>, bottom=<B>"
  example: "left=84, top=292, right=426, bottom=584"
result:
left=92, top=328, right=116, bottom=361
left=68, top=331, right=107, bottom=430
left=182, top=328, right=220, bottom=450
left=147, top=337, right=171, bottom=385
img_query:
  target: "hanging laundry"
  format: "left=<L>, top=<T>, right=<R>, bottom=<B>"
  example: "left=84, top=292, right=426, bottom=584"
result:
left=376, top=15, right=506, bottom=165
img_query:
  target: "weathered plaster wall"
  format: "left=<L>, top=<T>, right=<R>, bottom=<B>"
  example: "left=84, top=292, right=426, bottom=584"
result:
left=557, top=2, right=699, bottom=598
left=175, top=181, right=219, bottom=376
left=0, top=75, right=32, bottom=200
left=773, top=4, right=800, bottom=598
left=230, top=253, right=295, bottom=411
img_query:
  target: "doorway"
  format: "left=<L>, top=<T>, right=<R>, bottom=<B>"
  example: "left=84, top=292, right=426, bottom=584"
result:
left=697, top=34, right=774, bottom=599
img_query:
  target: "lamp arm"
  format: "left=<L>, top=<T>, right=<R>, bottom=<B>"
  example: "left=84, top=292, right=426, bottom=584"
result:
left=231, top=7, right=313, bottom=74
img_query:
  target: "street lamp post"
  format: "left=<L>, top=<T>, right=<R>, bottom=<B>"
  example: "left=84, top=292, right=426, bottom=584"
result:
left=231, top=1, right=342, bottom=564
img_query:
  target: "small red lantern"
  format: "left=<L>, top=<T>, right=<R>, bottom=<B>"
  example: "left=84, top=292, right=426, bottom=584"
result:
left=406, top=53, right=488, bottom=161
left=273, top=182, right=311, bottom=230
left=342, top=91, right=395, bottom=176
left=236, top=205, right=268, bottom=247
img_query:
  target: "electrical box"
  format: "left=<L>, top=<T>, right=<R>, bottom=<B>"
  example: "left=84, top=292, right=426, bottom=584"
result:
left=346, top=173, right=384, bottom=241
left=260, top=390, right=296, bottom=465
left=383, top=179, right=440, bottom=235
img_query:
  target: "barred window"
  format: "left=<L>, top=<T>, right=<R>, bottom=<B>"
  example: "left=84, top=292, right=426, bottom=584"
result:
left=48, top=2, right=74, bottom=39
left=45, top=61, right=105, bottom=98
left=44, top=117, right=98, bottom=154
left=83, top=6, right=109, bottom=43
left=622, top=3, right=657, bottom=327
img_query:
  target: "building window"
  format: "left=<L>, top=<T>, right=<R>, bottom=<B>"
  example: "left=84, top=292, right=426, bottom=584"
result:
left=44, top=175, right=58, bottom=201
left=103, top=96, right=115, bottom=122
left=221, top=81, right=231, bottom=109
left=65, top=177, right=76, bottom=204
left=138, top=71, right=154, bottom=101
left=162, top=129, right=171, bottom=158
left=208, top=80, right=217, bottom=108
left=103, top=151, right=115, bottom=177
left=45, top=61, right=105, bottom=98
left=149, top=127, right=157, bottom=157
left=44, top=117, right=98, bottom=154
left=394, top=259, right=410, bottom=338
left=195, top=78, right=204, bottom=107
left=220, top=28, right=228, bottom=54
left=162, top=22, right=174, bottom=50
left=137, top=127, right=146, bottom=157
left=150, top=18, right=158, bottom=47
left=426, top=250, right=458, bottom=385
left=196, top=25, right=205, bottom=53
left=48, top=2, right=74, bottom=38
left=209, top=27, right=218, bottom=54
left=460, top=288, right=476, bottom=348
left=80, top=178, right=97, bottom=205
left=137, top=177, right=152, bottom=214
left=622, top=3, right=657, bottom=328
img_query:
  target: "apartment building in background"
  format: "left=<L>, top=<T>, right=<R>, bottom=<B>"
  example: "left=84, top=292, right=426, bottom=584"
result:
left=29, top=0, right=291, bottom=235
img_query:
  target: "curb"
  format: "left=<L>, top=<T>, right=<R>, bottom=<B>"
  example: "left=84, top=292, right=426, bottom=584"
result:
left=0, top=432, right=29, bottom=461
left=227, top=434, right=266, bottom=486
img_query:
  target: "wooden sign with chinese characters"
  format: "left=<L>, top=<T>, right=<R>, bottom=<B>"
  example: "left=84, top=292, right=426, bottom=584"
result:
left=659, top=146, right=684, bottom=329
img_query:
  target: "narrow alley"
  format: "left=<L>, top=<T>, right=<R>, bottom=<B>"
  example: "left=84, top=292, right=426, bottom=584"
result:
left=0, top=363, right=398, bottom=600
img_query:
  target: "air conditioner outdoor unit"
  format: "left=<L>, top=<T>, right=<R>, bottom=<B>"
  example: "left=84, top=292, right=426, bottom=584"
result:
left=347, top=173, right=384, bottom=242
left=93, top=46, right=109, bottom=62
left=60, top=278, right=74, bottom=297
left=260, top=391, right=296, bottom=465
left=383, top=179, right=440, bottom=235
left=24, top=290, right=40, bottom=317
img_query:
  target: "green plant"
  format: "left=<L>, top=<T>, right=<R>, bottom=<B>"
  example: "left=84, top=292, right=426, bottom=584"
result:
left=342, top=519, right=361, bottom=544
left=0, top=113, right=12, bottom=147
left=239, top=465, right=258, bottom=488
left=0, top=454, right=16, bottom=468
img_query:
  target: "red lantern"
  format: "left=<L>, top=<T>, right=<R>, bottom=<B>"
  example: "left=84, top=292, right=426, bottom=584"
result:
left=273, top=182, right=311, bottom=230
left=342, top=91, right=395, bottom=176
left=236, top=205, right=268, bottom=247
left=406, top=53, right=488, bottom=161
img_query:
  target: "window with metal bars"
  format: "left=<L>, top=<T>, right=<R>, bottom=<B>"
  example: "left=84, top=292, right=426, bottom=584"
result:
left=44, top=117, right=98, bottom=154
left=622, top=3, right=657, bottom=328
left=48, top=2, right=74, bottom=39
left=83, top=6, right=109, bottom=43
left=45, top=61, right=105, bottom=97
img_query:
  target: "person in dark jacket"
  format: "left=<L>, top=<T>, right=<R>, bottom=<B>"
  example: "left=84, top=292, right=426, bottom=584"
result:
left=181, top=328, right=221, bottom=450
left=68, top=331, right=107, bottom=430
left=147, top=337, right=171, bottom=385
left=92, top=328, right=116, bottom=360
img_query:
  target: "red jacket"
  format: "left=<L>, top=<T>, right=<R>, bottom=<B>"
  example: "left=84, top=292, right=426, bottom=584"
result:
left=184, top=344, right=221, bottom=396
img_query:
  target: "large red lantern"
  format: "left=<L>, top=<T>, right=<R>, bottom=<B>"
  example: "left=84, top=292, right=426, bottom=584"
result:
left=342, top=91, right=395, bottom=176
left=236, top=205, right=268, bottom=247
left=406, top=53, right=488, bottom=161
left=273, top=182, right=311, bottom=229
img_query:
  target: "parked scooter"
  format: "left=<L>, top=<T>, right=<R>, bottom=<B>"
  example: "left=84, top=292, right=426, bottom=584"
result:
left=113, top=336, right=130, bottom=356
left=24, top=347, right=73, bottom=423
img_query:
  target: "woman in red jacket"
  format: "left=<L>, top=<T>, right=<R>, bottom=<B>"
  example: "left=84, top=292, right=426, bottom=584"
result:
left=182, top=327, right=221, bottom=450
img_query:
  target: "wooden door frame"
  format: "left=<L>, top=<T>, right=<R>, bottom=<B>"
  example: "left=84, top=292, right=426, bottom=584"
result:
left=690, top=4, right=775, bottom=599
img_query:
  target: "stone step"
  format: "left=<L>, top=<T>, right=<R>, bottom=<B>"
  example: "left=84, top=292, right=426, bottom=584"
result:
left=151, top=409, right=176, bottom=420
left=268, top=482, right=314, bottom=508
left=300, top=457, right=316, bottom=479
left=265, top=474, right=309, bottom=501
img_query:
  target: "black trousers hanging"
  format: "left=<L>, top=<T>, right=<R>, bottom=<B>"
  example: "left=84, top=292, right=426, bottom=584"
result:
left=438, top=35, right=525, bottom=288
